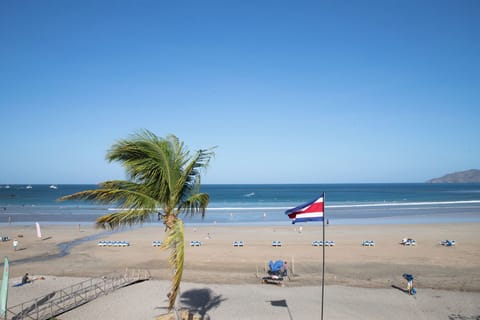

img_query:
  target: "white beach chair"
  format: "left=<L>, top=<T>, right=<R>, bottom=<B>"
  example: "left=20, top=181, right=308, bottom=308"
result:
left=403, top=239, right=416, bottom=246
left=441, top=239, right=456, bottom=246
left=401, top=238, right=416, bottom=246
left=190, top=240, right=202, bottom=247
left=362, top=240, right=375, bottom=246
left=272, top=240, right=282, bottom=247
left=152, top=240, right=162, bottom=247
left=326, top=240, right=335, bottom=246
left=233, top=241, right=245, bottom=247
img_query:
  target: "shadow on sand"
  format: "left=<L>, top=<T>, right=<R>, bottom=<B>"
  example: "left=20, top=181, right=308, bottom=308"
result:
left=11, top=292, right=56, bottom=320
left=391, top=284, right=409, bottom=294
left=267, top=299, right=293, bottom=320
left=179, top=288, right=226, bottom=319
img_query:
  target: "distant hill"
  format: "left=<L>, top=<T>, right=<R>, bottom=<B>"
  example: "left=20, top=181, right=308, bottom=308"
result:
left=427, top=169, right=480, bottom=183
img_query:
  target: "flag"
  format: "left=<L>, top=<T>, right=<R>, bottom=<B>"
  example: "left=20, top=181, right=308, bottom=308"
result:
left=285, top=194, right=324, bottom=224
left=0, top=257, right=9, bottom=319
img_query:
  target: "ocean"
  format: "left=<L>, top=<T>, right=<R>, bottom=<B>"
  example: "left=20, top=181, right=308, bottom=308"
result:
left=1, top=183, right=480, bottom=226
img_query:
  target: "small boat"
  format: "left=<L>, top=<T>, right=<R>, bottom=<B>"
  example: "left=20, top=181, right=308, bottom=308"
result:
left=26, top=185, right=32, bottom=189
left=49, top=185, right=58, bottom=189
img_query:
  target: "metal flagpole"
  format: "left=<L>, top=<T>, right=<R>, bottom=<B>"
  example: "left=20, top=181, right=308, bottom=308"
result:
left=321, top=192, right=325, bottom=320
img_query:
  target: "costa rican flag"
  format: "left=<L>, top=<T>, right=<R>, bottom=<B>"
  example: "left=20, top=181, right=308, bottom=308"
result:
left=285, top=194, right=324, bottom=224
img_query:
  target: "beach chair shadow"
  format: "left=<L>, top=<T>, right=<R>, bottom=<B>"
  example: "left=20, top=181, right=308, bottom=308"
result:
left=179, top=288, right=227, bottom=319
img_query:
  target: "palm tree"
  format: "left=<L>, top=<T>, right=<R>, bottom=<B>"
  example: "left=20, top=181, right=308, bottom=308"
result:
left=59, top=130, right=215, bottom=310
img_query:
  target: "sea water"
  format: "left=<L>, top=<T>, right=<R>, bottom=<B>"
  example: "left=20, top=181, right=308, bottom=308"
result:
left=1, top=183, right=480, bottom=225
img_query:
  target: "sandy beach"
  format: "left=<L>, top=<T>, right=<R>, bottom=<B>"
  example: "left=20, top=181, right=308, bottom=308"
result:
left=2, top=222, right=480, bottom=319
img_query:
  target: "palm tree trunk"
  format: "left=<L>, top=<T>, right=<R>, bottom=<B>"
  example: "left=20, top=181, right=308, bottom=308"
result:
left=165, top=218, right=185, bottom=311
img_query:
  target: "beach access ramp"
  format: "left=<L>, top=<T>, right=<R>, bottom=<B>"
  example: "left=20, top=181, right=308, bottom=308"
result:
left=5, top=269, right=151, bottom=320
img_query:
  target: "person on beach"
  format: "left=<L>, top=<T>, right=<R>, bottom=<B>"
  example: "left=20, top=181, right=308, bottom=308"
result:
left=281, top=261, right=288, bottom=277
left=13, top=239, right=18, bottom=251
left=407, top=278, right=413, bottom=295
left=403, top=273, right=414, bottom=295
left=22, top=273, right=30, bottom=284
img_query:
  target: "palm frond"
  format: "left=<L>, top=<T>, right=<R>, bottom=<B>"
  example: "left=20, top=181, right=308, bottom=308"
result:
left=96, top=209, right=153, bottom=229
left=106, top=132, right=180, bottom=204
left=59, top=181, right=159, bottom=230
left=59, top=188, right=157, bottom=209
left=178, top=193, right=210, bottom=217
left=161, top=218, right=185, bottom=311
left=176, top=147, right=216, bottom=205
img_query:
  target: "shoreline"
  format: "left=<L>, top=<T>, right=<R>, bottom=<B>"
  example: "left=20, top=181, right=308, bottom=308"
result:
left=2, top=209, right=480, bottom=227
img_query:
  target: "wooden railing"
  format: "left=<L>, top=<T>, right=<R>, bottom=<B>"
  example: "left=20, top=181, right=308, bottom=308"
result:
left=6, top=269, right=151, bottom=320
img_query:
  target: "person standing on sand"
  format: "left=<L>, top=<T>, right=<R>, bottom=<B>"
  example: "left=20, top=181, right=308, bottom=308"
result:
left=403, top=273, right=414, bottom=295
left=281, top=261, right=288, bottom=276
left=13, top=239, right=18, bottom=251
left=407, top=278, right=413, bottom=295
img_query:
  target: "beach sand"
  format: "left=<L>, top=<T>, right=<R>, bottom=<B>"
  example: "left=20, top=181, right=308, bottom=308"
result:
left=2, top=222, right=480, bottom=319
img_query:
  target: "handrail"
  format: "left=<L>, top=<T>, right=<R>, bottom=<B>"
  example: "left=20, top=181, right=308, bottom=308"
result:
left=6, top=269, right=151, bottom=320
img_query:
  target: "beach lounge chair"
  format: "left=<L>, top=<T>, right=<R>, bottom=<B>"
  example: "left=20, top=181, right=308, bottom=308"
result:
left=152, top=240, right=163, bottom=247
left=440, top=240, right=456, bottom=246
left=401, top=238, right=416, bottom=246
left=271, top=240, right=282, bottom=247
left=233, top=241, right=244, bottom=247
left=190, top=240, right=202, bottom=247
left=98, top=240, right=129, bottom=247
left=312, top=240, right=321, bottom=246
left=325, top=240, right=335, bottom=246
left=362, top=240, right=375, bottom=246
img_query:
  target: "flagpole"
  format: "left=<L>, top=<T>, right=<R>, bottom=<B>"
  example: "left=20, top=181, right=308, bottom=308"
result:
left=321, top=192, right=325, bottom=320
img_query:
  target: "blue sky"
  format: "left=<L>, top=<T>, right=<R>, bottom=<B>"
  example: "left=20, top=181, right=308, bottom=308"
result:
left=1, top=0, right=479, bottom=184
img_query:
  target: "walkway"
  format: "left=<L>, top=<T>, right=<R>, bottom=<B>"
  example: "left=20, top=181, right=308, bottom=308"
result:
left=5, top=269, right=151, bottom=320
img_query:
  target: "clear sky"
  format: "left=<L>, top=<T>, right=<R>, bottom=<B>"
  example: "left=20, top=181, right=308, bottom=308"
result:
left=1, top=0, right=479, bottom=184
